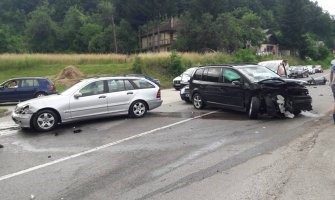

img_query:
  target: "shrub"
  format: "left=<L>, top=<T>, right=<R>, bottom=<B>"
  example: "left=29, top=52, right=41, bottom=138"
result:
left=132, top=56, right=143, bottom=73
left=167, top=51, right=185, bottom=76
left=233, top=49, right=257, bottom=63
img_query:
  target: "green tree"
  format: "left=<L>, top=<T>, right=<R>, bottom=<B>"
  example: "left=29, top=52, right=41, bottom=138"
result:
left=117, top=19, right=138, bottom=53
left=25, top=0, right=59, bottom=52
left=62, top=6, right=87, bottom=51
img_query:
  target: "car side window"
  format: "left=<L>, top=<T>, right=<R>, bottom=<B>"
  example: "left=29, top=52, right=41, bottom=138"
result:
left=131, top=79, right=155, bottom=89
left=4, top=80, right=19, bottom=89
left=207, top=68, right=221, bottom=82
left=21, top=79, right=35, bottom=88
left=222, top=69, right=241, bottom=84
left=80, top=81, right=104, bottom=96
left=108, top=79, right=125, bottom=92
left=193, top=69, right=204, bottom=80
left=124, top=80, right=135, bottom=90
left=33, top=79, right=40, bottom=87
left=202, top=68, right=209, bottom=81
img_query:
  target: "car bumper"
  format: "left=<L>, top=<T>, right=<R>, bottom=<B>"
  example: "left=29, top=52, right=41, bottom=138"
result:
left=148, top=99, right=163, bottom=110
left=289, top=95, right=313, bottom=111
left=11, top=112, right=33, bottom=128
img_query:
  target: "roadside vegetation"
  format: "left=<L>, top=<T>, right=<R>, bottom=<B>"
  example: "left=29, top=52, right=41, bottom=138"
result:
left=0, top=108, right=8, bottom=113
left=0, top=51, right=333, bottom=90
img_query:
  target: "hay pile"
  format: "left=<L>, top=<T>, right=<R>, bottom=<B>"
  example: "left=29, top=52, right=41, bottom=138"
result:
left=54, top=66, right=84, bottom=87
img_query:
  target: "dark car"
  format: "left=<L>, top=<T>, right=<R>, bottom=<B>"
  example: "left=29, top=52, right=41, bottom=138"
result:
left=126, top=74, right=160, bottom=86
left=288, top=66, right=309, bottom=78
left=0, top=77, right=57, bottom=103
left=314, top=65, right=323, bottom=73
left=189, top=65, right=312, bottom=118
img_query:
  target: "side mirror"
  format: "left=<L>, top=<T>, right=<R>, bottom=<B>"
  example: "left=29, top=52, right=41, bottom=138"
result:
left=74, top=92, right=82, bottom=99
left=232, top=80, right=242, bottom=86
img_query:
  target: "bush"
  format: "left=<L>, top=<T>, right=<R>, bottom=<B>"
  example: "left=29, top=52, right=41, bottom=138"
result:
left=233, top=49, right=257, bottom=63
left=132, top=56, right=143, bottom=73
left=167, top=51, right=185, bottom=76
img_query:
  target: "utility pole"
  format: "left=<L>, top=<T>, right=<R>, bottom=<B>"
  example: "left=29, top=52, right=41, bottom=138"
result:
left=112, top=15, right=118, bottom=53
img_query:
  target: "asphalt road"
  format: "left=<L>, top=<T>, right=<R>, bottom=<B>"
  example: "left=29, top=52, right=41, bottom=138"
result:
left=0, top=71, right=333, bottom=200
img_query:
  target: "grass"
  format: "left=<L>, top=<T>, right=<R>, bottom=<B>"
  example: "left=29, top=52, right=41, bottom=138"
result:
left=0, top=108, right=8, bottom=113
left=0, top=53, right=329, bottom=91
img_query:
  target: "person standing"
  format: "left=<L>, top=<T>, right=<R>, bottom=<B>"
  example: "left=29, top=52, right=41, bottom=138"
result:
left=277, top=60, right=288, bottom=77
left=329, top=60, right=335, bottom=123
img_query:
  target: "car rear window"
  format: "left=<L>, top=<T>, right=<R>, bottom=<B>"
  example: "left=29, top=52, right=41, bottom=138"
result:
left=131, top=79, right=155, bottom=89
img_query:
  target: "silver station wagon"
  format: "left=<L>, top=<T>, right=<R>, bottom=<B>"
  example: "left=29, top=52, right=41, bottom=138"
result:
left=12, top=77, right=163, bottom=131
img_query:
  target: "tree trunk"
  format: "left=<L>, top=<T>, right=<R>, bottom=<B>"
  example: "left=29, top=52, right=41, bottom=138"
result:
left=112, top=15, right=118, bottom=53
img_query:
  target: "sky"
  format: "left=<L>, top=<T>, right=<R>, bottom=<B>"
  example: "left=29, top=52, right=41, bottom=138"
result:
left=313, top=0, right=335, bottom=15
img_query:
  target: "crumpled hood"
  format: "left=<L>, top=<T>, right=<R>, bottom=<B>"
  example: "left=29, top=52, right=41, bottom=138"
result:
left=258, top=78, right=306, bottom=88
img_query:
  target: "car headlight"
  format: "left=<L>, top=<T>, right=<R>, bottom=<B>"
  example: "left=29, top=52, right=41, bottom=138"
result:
left=15, top=105, right=33, bottom=114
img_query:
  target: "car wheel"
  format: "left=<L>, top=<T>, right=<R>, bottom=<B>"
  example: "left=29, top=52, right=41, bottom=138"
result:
left=129, top=100, right=147, bottom=118
left=193, top=93, right=205, bottom=109
left=35, top=92, right=46, bottom=98
left=248, top=97, right=260, bottom=119
left=32, top=109, right=58, bottom=132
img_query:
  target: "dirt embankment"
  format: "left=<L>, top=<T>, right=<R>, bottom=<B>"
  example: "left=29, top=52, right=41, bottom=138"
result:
left=54, top=66, right=84, bottom=87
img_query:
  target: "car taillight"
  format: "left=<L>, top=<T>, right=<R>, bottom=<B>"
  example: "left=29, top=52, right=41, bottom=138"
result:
left=48, top=85, right=56, bottom=91
left=156, top=89, right=161, bottom=99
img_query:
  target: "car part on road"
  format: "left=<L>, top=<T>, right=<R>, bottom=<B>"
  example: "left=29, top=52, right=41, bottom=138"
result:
left=306, top=77, right=327, bottom=85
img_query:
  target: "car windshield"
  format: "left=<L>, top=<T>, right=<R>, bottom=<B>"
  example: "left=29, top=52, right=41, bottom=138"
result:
left=183, top=68, right=196, bottom=76
left=237, top=65, right=280, bottom=82
left=60, top=80, right=89, bottom=95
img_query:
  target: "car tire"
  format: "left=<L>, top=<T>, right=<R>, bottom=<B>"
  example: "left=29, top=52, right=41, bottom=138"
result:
left=193, top=93, right=205, bottom=109
left=35, top=92, right=46, bottom=98
left=32, top=109, right=58, bottom=132
left=248, top=97, right=260, bottom=119
left=129, top=100, right=147, bottom=118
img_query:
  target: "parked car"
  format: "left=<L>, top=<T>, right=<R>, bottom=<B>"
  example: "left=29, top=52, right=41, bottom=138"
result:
left=12, top=77, right=162, bottom=131
left=258, top=60, right=290, bottom=76
left=0, top=77, right=57, bottom=103
left=173, top=67, right=198, bottom=90
left=314, top=65, right=323, bottom=73
left=304, top=65, right=316, bottom=74
left=126, top=74, right=160, bottom=86
left=189, top=65, right=312, bottom=118
left=288, top=66, right=309, bottom=78
left=180, top=85, right=191, bottom=102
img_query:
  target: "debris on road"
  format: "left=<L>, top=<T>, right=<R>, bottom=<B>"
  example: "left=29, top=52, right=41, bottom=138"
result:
left=0, top=144, right=3, bottom=148
left=73, top=127, right=82, bottom=134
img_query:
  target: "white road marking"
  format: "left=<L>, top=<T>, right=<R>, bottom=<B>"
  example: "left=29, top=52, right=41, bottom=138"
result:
left=151, top=139, right=226, bottom=177
left=0, top=110, right=218, bottom=182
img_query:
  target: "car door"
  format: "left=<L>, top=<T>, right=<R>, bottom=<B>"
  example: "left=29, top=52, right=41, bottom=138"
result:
left=203, top=67, right=223, bottom=105
left=0, top=80, right=20, bottom=102
left=218, top=69, right=245, bottom=108
left=69, top=80, right=108, bottom=119
left=19, top=79, right=38, bottom=101
left=106, top=79, right=135, bottom=114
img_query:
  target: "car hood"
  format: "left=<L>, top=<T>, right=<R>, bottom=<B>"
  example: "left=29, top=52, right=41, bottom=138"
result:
left=258, top=78, right=306, bottom=87
left=173, top=76, right=181, bottom=81
left=17, top=94, right=68, bottom=108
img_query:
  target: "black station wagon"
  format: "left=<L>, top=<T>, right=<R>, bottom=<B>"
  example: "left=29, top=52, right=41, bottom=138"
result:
left=189, top=65, right=312, bottom=118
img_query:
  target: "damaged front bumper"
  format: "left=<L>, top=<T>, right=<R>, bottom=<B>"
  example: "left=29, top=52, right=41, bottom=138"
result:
left=11, top=112, right=33, bottom=128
